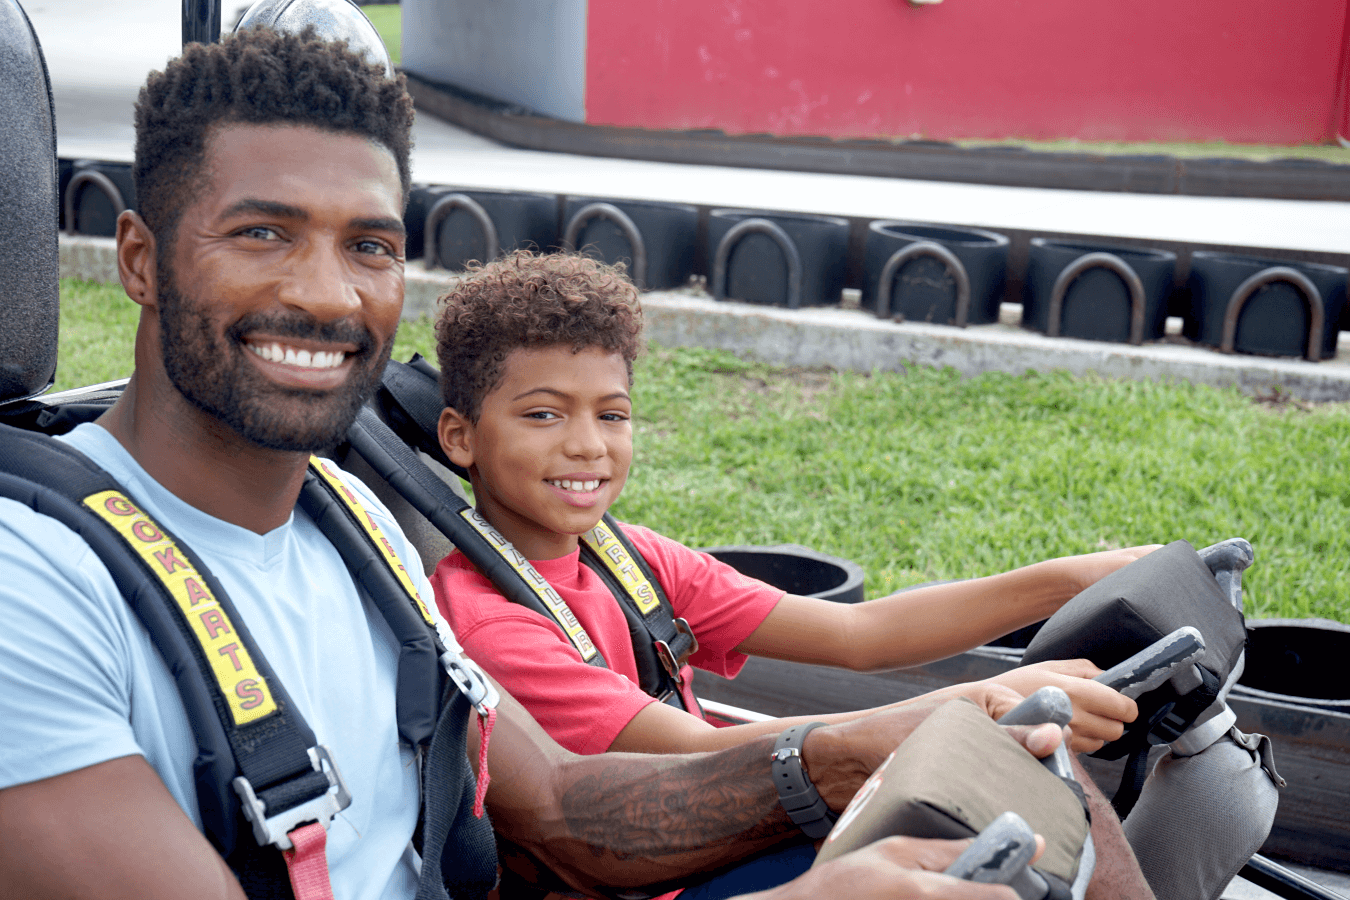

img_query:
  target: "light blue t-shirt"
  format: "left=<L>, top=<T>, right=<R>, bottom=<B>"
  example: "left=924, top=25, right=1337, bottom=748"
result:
left=0, top=423, right=451, bottom=900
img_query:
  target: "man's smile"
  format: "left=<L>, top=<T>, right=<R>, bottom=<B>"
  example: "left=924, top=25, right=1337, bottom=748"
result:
left=245, top=339, right=349, bottom=370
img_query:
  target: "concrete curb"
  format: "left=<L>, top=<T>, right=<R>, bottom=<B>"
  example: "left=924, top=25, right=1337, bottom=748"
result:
left=639, top=292, right=1350, bottom=403
left=61, top=235, right=1350, bottom=402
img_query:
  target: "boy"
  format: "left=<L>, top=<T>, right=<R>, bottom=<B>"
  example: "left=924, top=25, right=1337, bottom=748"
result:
left=430, top=249, right=1150, bottom=758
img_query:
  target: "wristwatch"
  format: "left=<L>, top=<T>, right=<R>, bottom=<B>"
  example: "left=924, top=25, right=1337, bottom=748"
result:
left=771, top=722, right=838, bottom=839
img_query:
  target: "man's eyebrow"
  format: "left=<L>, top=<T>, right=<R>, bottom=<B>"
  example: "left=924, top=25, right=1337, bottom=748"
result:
left=221, top=198, right=306, bottom=220
left=353, top=216, right=407, bottom=239
left=218, top=202, right=407, bottom=239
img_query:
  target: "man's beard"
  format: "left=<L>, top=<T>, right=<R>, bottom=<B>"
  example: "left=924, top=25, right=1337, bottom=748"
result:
left=157, top=274, right=393, bottom=453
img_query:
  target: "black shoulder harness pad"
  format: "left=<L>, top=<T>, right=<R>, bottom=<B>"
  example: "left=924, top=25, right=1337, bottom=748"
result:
left=0, top=420, right=499, bottom=900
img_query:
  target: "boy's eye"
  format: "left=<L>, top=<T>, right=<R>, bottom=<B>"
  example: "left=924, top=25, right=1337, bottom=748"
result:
left=600, top=412, right=630, bottom=422
left=525, top=411, right=559, bottom=420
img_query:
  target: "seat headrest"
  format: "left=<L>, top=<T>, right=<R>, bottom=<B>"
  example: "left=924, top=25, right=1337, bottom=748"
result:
left=0, top=0, right=60, bottom=404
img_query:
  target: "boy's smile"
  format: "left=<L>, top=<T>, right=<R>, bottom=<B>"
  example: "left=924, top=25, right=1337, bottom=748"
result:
left=440, top=345, right=633, bottom=561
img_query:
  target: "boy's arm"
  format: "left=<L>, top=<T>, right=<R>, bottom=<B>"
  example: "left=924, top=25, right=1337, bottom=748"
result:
left=737, top=546, right=1157, bottom=671
left=733, top=546, right=1155, bottom=750
left=608, top=659, right=1131, bottom=755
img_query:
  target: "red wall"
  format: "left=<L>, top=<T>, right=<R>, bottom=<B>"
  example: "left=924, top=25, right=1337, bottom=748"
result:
left=585, top=0, right=1350, bottom=145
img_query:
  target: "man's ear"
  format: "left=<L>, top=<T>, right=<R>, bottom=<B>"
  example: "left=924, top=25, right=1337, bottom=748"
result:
left=438, top=406, right=475, bottom=469
left=116, top=210, right=158, bottom=310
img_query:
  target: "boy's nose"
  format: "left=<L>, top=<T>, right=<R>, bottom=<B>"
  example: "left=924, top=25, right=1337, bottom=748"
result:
left=563, top=418, right=608, bottom=458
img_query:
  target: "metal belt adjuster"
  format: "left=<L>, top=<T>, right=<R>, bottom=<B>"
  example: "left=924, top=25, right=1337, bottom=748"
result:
left=233, top=746, right=352, bottom=851
left=442, top=650, right=501, bottom=717
left=654, top=617, right=698, bottom=684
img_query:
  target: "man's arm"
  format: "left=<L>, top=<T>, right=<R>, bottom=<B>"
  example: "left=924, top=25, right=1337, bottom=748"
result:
left=0, top=756, right=248, bottom=900
left=470, top=677, right=1042, bottom=895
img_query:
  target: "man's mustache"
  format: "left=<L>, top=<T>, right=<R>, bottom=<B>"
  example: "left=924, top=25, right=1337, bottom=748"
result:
left=226, top=311, right=377, bottom=356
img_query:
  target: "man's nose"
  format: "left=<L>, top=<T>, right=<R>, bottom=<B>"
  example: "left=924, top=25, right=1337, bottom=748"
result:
left=276, top=239, right=362, bottom=321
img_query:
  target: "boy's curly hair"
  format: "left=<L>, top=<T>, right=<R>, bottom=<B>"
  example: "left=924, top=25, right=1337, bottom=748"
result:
left=436, top=250, right=644, bottom=422
left=134, top=26, right=414, bottom=250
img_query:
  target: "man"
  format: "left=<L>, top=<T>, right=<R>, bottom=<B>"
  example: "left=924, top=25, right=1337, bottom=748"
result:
left=0, top=27, right=1149, bottom=900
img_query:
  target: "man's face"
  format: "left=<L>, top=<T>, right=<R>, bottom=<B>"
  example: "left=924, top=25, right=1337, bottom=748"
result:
left=157, top=123, right=405, bottom=452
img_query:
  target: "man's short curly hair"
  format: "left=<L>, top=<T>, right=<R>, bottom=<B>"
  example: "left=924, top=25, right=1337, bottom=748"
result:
left=134, top=26, right=414, bottom=249
left=435, top=250, right=644, bottom=422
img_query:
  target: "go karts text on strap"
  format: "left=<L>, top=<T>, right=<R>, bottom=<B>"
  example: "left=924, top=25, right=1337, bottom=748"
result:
left=0, top=420, right=499, bottom=900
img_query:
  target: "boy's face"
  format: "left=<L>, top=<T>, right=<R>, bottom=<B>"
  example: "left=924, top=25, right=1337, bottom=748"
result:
left=440, top=345, right=632, bottom=560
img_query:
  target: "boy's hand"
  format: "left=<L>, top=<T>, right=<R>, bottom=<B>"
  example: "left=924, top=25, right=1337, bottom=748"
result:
left=990, top=660, right=1137, bottom=753
left=1055, top=545, right=1162, bottom=596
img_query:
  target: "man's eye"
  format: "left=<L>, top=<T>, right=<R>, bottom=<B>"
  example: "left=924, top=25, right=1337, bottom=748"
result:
left=239, top=225, right=281, bottom=240
left=354, top=238, right=395, bottom=256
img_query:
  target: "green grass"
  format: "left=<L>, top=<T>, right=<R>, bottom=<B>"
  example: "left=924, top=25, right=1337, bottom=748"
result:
left=617, top=346, right=1350, bottom=624
left=57, top=278, right=1350, bottom=623
left=52, top=279, right=142, bottom=391
left=362, top=3, right=401, bottom=67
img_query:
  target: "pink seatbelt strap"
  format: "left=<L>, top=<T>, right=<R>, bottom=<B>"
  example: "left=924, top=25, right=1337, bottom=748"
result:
left=472, top=706, right=496, bottom=818
left=282, top=822, right=337, bottom=900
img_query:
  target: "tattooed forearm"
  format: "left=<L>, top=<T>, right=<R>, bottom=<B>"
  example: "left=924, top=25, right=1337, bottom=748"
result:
left=560, top=741, right=796, bottom=860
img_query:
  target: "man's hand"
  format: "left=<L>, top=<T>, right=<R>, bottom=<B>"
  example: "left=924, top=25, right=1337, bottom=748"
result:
left=990, top=659, right=1138, bottom=753
left=799, top=682, right=1064, bottom=811
left=733, top=836, right=1030, bottom=900
left=1054, top=545, right=1162, bottom=596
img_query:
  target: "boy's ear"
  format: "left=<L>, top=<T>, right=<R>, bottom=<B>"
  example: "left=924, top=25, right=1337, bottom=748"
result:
left=438, top=406, right=475, bottom=469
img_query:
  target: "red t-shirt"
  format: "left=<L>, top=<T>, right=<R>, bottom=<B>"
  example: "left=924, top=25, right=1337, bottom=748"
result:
left=432, top=523, right=785, bottom=754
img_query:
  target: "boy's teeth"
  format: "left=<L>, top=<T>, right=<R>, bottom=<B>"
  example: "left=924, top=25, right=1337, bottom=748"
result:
left=551, top=479, right=600, bottom=492
left=248, top=342, right=345, bottom=369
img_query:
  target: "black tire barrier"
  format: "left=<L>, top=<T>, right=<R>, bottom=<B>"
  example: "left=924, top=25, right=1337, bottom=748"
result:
left=1024, top=239, right=1176, bottom=344
left=64, top=161, right=136, bottom=239
left=425, top=193, right=499, bottom=271
left=562, top=197, right=698, bottom=291
left=1185, top=252, right=1347, bottom=361
left=701, top=544, right=866, bottom=605
left=2, top=0, right=59, bottom=403
left=1234, top=618, right=1350, bottom=715
left=708, top=209, right=849, bottom=308
left=407, top=186, right=559, bottom=271
left=862, top=221, right=1009, bottom=326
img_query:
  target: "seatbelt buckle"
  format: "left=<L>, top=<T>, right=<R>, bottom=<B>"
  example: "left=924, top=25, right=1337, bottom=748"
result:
left=655, top=617, right=699, bottom=684
left=233, top=746, right=352, bottom=851
left=442, top=650, right=500, bottom=717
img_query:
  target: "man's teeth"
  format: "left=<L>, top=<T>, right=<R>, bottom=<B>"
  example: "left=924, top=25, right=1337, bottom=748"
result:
left=248, top=342, right=346, bottom=369
left=549, top=479, right=601, bottom=492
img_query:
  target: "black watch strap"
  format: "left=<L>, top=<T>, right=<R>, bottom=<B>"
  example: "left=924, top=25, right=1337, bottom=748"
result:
left=771, top=722, right=838, bottom=839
